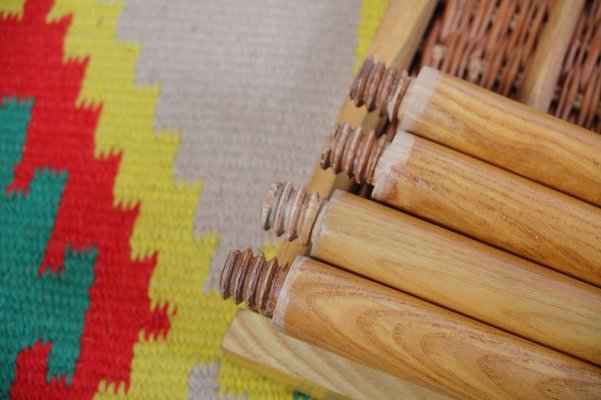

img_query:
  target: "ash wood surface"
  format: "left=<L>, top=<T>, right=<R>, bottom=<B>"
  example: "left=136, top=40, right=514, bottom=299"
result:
left=397, top=67, right=601, bottom=207
left=372, top=131, right=601, bottom=287
left=517, top=0, right=585, bottom=111
left=369, top=0, right=438, bottom=70
left=232, top=1, right=441, bottom=395
left=277, top=0, right=437, bottom=264
left=310, top=190, right=601, bottom=366
left=223, top=310, right=453, bottom=400
left=273, top=257, right=601, bottom=400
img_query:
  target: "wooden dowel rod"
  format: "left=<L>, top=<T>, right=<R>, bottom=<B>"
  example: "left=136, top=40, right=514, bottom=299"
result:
left=220, top=251, right=601, bottom=400
left=277, top=0, right=438, bottom=265
left=372, top=0, right=438, bottom=69
left=223, top=310, right=454, bottom=400
left=262, top=183, right=601, bottom=366
left=240, top=2, right=440, bottom=394
left=352, top=59, right=601, bottom=207
left=516, top=0, right=586, bottom=111
left=320, top=125, right=601, bottom=288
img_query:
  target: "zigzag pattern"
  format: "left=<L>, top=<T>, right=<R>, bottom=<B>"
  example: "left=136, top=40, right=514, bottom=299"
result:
left=1, top=0, right=381, bottom=397
left=47, top=0, right=288, bottom=398
left=0, top=1, right=169, bottom=397
left=0, top=97, right=93, bottom=396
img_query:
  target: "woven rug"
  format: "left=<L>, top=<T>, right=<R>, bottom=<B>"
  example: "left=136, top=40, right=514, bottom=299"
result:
left=0, top=0, right=387, bottom=398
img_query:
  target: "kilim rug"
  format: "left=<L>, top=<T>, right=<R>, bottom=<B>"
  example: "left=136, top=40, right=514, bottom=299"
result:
left=0, top=0, right=387, bottom=398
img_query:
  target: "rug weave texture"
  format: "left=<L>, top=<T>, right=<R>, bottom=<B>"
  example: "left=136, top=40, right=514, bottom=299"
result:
left=0, top=0, right=386, bottom=398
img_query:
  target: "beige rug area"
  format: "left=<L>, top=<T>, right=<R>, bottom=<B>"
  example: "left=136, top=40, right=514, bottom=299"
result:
left=117, top=0, right=362, bottom=292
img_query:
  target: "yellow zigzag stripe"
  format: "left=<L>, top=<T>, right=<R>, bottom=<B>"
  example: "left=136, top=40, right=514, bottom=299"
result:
left=47, top=1, right=288, bottom=399
left=0, top=0, right=25, bottom=18
left=355, top=0, right=389, bottom=73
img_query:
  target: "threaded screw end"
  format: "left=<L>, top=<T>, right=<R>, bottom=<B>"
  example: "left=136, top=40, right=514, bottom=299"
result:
left=220, top=248, right=289, bottom=317
left=261, top=182, right=323, bottom=246
left=350, top=56, right=412, bottom=120
left=320, top=122, right=389, bottom=185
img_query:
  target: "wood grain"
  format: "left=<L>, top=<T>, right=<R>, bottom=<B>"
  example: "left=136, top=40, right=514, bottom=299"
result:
left=232, top=2, right=441, bottom=396
left=397, top=67, right=601, bottom=207
left=517, top=0, right=585, bottom=111
left=372, top=130, right=601, bottom=287
left=310, top=190, right=601, bottom=366
left=274, top=257, right=601, bottom=400
left=277, top=0, right=437, bottom=263
left=223, top=310, right=453, bottom=400
left=367, top=0, right=438, bottom=69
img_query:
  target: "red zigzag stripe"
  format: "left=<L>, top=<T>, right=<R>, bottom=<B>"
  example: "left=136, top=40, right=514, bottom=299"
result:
left=0, top=0, right=170, bottom=397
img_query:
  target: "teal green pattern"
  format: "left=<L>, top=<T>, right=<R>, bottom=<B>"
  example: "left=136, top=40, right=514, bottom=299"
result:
left=0, top=97, right=96, bottom=393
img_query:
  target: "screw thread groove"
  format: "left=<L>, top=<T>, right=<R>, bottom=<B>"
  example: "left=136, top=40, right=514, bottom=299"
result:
left=261, top=182, right=323, bottom=246
left=220, top=248, right=289, bottom=317
left=350, top=56, right=412, bottom=119
left=320, top=122, right=389, bottom=185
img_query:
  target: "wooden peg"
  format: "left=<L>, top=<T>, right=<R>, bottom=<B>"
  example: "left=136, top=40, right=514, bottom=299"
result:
left=262, top=183, right=601, bottom=366
left=223, top=309, right=454, bottom=400
left=320, top=124, right=601, bottom=288
left=517, top=0, right=586, bottom=111
left=220, top=250, right=601, bottom=400
left=351, top=58, right=601, bottom=208
left=276, top=0, right=438, bottom=265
